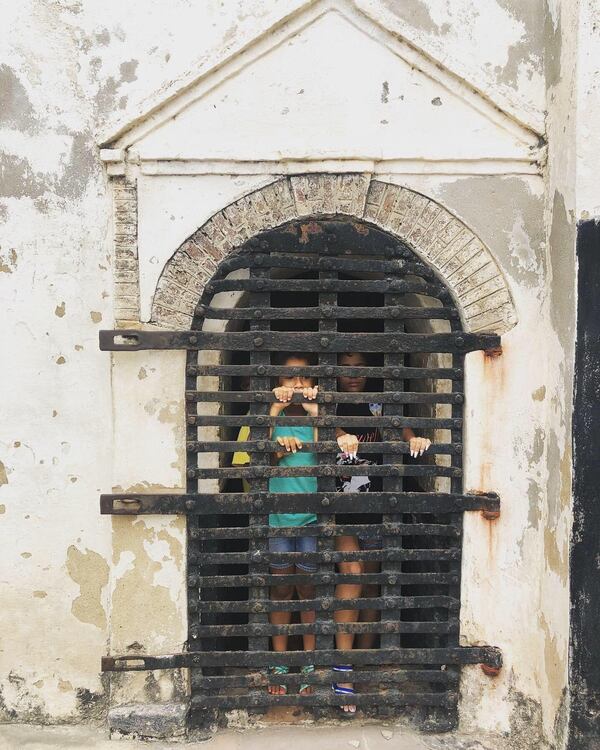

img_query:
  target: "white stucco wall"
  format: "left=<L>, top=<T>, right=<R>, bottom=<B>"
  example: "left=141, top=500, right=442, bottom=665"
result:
left=0, top=2, right=588, bottom=749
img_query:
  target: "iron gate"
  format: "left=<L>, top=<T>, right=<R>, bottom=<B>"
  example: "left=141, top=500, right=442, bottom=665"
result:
left=100, top=218, right=501, bottom=729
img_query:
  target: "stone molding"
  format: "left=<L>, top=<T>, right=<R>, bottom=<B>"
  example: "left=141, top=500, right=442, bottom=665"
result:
left=112, top=176, right=140, bottom=322
left=143, top=175, right=517, bottom=334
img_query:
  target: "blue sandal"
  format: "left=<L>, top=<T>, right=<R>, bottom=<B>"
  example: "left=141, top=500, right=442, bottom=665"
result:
left=332, top=665, right=356, bottom=714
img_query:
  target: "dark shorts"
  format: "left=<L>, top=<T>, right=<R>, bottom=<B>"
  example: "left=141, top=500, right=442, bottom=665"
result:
left=358, top=534, right=382, bottom=551
left=268, top=534, right=318, bottom=572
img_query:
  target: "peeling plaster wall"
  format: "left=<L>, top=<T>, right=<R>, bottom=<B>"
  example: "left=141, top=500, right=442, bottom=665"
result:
left=0, top=1, right=582, bottom=746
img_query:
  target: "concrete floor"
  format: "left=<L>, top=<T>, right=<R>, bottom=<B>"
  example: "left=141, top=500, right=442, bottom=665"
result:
left=0, top=724, right=504, bottom=750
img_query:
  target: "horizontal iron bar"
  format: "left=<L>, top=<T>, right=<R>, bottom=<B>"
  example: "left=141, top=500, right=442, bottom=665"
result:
left=192, top=667, right=458, bottom=689
left=189, top=414, right=459, bottom=429
left=205, top=278, right=446, bottom=296
left=188, top=464, right=462, bottom=480
left=102, top=646, right=503, bottom=670
left=190, top=595, right=458, bottom=614
left=186, top=390, right=462, bottom=405
left=100, top=329, right=497, bottom=353
left=186, top=364, right=462, bottom=379
left=198, top=305, right=459, bottom=321
left=188, top=621, right=457, bottom=637
left=187, top=440, right=461, bottom=456
left=189, top=549, right=460, bottom=566
left=216, top=251, right=431, bottom=277
left=189, top=522, right=460, bottom=540
left=189, top=571, right=460, bottom=587
left=101, top=491, right=500, bottom=515
left=190, top=691, right=454, bottom=709
left=244, top=226, right=410, bottom=258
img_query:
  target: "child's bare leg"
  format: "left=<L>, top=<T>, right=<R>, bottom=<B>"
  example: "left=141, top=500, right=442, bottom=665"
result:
left=356, top=560, right=380, bottom=650
left=296, top=579, right=316, bottom=694
left=269, top=566, right=295, bottom=695
left=334, top=535, right=362, bottom=712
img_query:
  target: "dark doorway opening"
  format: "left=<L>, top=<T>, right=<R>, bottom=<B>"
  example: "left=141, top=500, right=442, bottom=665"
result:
left=185, top=218, right=467, bottom=729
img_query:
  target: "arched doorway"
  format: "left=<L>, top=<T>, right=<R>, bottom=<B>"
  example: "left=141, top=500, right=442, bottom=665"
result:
left=101, top=183, right=503, bottom=733
left=184, top=217, right=478, bottom=726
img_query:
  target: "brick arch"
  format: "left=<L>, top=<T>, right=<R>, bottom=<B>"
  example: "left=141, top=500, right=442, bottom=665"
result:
left=151, top=175, right=517, bottom=334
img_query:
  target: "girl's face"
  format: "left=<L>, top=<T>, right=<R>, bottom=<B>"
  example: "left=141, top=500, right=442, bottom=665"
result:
left=338, top=353, right=367, bottom=392
left=279, top=356, right=314, bottom=390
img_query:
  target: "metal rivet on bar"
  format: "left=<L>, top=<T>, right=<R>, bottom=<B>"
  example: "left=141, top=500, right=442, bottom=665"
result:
left=324, top=393, right=333, bottom=403
left=185, top=500, right=195, bottom=510
left=256, top=416, right=265, bottom=425
left=253, top=337, right=264, bottom=348
left=254, top=499, right=263, bottom=509
left=455, top=336, right=465, bottom=346
left=187, top=416, right=195, bottom=424
left=321, top=497, right=331, bottom=506
left=320, top=337, right=330, bottom=348
left=257, top=441, right=266, bottom=451
left=322, top=598, right=332, bottom=610
left=189, top=335, right=197, bottom=344
left=187, top=469, right=195, bottom=478
left=389, top=496, right=398, bottom=507
left=257, top=365, right=266, bottom=375
left=325, top=366, right=334, bottom=376
left=256, top=279, right=266, bottom=290
left=455, top=394, right=464, bottom=404
left=253, top=309, right=263, bottom=319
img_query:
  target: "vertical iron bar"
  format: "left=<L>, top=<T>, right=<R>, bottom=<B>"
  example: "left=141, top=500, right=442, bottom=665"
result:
left=247, top=263, right=271, bottom=657
left=381, top=290, right=405, bottom=651
left=315, top=260, right=337, bottom=708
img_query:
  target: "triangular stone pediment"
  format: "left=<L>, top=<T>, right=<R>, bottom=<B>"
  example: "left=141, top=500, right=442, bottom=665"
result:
left=101, top=0, right=541, bottom=165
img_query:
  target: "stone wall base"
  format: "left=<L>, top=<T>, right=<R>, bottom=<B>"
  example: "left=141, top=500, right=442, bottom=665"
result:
left=108, top=702, right=188, bottom=740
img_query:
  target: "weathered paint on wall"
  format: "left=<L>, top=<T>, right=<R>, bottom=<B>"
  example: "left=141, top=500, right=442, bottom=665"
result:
left=0, top=2, right=589, bottom=749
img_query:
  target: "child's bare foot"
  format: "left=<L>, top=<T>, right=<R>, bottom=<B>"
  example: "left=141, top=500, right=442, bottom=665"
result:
left=299, top=664, right=315, bottom=695
left=268, top=665, right=289, bottom=695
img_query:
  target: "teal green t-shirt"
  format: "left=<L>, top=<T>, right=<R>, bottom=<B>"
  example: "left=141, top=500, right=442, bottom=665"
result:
left=269, top=424, right=317, bottom=527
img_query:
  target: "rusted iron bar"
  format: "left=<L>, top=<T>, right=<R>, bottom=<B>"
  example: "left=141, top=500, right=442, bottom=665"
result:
left=217, top=250, right=437, bottom=276
left=187, top=620, right=457, bottom=637
left=187, top=594, right=457, bottom=615
left=205, top=278, right=446, bottom=296
left=184, top=364, right=463, bottom=379
left=186, top=390, right=463, bottom=404
left=100, top=329, right=499, bottom=353
left=197, top=305, right=459, bottom=321
left=101, top=646, right=503, bottom=671
left=186, top=464, right=462, bottom=480
left=100, top=491, right=500, bottom=516
left=189, top=414, right=460, bottom=429
left=189, top=522, right=461, bottom=540
left=190, top=692, right=454, bottom=709
left=192, top=667, right=458, bottom=689
left=188, top=549, right=461, bottom=566
left=186, top=440, right=462, bottom=455
left=188, top=571, right=460, bottom=587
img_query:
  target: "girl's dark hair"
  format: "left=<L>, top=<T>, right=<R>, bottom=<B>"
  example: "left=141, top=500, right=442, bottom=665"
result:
left=273, top=351, right=317, bottom=366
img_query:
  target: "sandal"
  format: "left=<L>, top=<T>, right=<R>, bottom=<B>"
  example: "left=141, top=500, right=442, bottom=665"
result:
left=267, top=664, right=289, bottom=694
left=299, top=663, right=315, bottom=694
left=332, top=665, right=356, bottom=714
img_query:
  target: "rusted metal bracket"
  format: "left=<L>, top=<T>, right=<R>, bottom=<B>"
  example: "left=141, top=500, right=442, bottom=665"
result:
left=99, top=329, right=500, bottom=354
left=102, top=645, right=502, bottom=672
left=100, top=491, right=501, bottom=516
